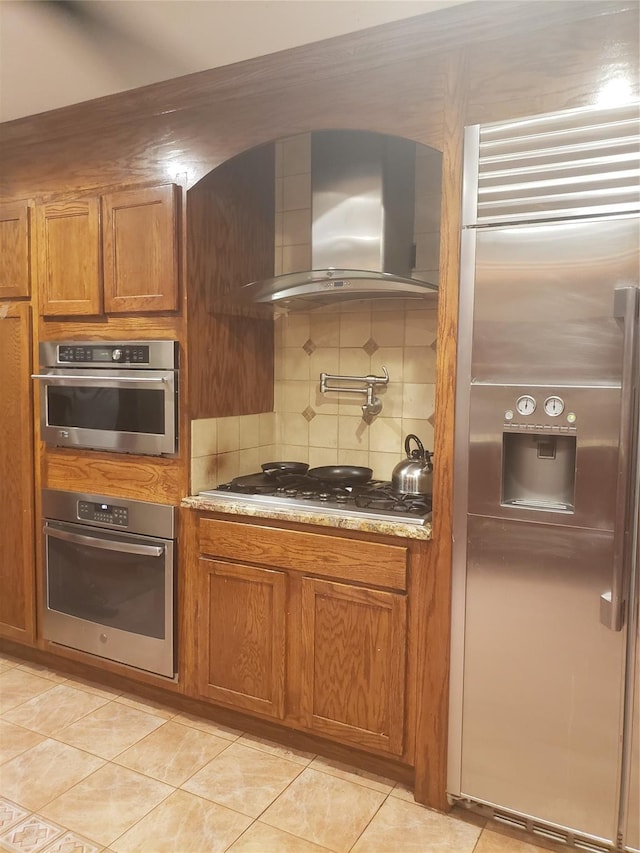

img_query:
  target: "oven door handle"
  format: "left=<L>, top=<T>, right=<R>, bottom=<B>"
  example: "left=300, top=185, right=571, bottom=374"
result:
left=32, top=374, right=168, bottom=384
left=44, top=524, right=164, bottom=557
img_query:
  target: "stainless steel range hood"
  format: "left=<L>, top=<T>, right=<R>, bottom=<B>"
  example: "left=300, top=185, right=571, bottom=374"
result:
left=241, top=131, right=439, bottom=308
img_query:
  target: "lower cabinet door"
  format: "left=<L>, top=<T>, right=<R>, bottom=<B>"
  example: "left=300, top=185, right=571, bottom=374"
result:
left=197, top=558, right=286, bottom=719
left=299, top=577, right=407, bottom=755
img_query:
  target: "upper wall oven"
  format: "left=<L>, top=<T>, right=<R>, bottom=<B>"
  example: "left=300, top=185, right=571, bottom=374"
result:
left=33, top=341, right=178, bottom=456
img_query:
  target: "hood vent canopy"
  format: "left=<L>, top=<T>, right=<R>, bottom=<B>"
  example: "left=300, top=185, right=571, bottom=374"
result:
left=242, top=130, right=440, bottom=308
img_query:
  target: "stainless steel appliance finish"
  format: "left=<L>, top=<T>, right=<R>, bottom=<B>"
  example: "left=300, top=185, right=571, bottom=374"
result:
left=199, top=472, right=431, bottom=525
left=42, top=489, right=176, bottom=678
left=34, top=340, right=178, bottom=455
left=449, top=103, right=640, bottom=853
left=241, top=131, right=439, bottom=307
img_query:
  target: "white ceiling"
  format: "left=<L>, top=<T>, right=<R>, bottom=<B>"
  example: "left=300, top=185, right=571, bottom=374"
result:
left=0, top=0, right=471, bottom=124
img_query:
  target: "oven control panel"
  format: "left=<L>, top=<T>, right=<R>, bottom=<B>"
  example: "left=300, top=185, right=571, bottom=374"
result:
left=77, top=500, right=129, bottom=527
left=58, top=344, right=150, bottom=364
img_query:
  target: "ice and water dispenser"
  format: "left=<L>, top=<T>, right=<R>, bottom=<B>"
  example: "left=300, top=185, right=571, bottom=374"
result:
left=467, top=384, right=618, bottom=530
left=502, top=431, right=577, bottom=511
left=501, top=392, right=577, bottom=512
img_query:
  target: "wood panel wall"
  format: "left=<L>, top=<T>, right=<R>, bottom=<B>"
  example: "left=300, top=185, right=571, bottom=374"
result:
left=3, top=2, right=634, bottom=201
left=187, top=144, right=275, bottom=418
left=1, top=0, right=637, bottom=809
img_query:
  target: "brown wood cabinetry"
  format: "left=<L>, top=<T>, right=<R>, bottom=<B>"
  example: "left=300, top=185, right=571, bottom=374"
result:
left=102, top=184, right=179, bottom=313
left=37, top=198, right=102, bottom=316
left=37, top=184, right=179, bottom=317
left=190, top=514, right=409, bottom=757
left=197, top=558, right=286, bottom=718
left=0, top=202, right=31, bottom=299
left=0, top=302, right=35, bottom=642
left=299, top=577, right=406, bottom=755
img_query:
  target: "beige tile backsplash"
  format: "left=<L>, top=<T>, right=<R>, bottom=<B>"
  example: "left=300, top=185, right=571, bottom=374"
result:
left=191, top=303, right=437, bottom=492
left=191, top=131, right=440, bottom=492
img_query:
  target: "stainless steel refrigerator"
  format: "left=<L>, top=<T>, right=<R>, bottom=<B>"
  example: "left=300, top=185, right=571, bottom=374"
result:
left=448, top=103, right=640, bottom=852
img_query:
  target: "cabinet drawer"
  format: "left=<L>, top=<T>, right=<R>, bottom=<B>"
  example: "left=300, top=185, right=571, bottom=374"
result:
left=199, top=517, right=407, bottom=591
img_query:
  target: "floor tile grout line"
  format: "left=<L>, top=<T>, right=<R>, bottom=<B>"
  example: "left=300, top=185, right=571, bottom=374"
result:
left=3, top=719, right=405, bottom=846
left=345, top=785, right=390, bottom=853
left=2, top=764, right=169, bottom=853
left=9, top=691, right=122, bottom=740
left=2, top=694, right=178, bottom=761
left=44, top=716, right=170, bottom=764
left=223, top=817, right=336, bottom=853
left=113, top=723, right=239, bottom=787
left=0, top=678, right=61, bottom=717
left=253, top=764, right=385, bottom=853
left=3, top=656, right=498, bottom=853
left=47, top=699, right=171, bottom=759
left=92, top=771, right=177, bottom=853
left=4, top=676, right=396, bottom=776
left=0, top=676, right=120, bottom=733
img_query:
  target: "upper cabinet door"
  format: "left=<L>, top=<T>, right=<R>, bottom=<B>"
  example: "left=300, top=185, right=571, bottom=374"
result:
left=37, top=198, right=102, bottom=316
left=0, top=201, right=31, bottom=299
left=102, top=184, right=179, bottom=313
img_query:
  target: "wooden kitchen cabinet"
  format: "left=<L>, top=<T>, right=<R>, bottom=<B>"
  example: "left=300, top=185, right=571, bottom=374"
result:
left=102, top=183, right=179, bottom=313
left=0, top=201, right=31, bottom=299
left=299, top=576, right=406, bottom=755
left=37, top=197, right=102, bottom=315
left=196, top=557, right=286, bottom=719
left=0, top=302, right=35, bottom=642
left=191, top=514, right=409, bottom=757
left=37, top=183, right=179, bottom=317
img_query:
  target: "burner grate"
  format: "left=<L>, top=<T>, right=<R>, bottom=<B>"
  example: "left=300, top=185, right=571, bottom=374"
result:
left=210, top=472, right=431, bottom=521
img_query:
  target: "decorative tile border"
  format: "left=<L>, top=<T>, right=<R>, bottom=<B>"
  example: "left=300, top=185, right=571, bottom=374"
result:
left=0, top=799, right=29, bottom=832
left=40, top=831, right=101, bottom=853
left=0, top=814, right=64, bottom=853
left=0, top=803, right=100, bottom=853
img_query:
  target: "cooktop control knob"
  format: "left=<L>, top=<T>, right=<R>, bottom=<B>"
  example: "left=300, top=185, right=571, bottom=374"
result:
left=111, top=348, right=123, bottom=362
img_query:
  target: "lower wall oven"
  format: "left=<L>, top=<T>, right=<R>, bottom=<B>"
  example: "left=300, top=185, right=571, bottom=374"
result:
left=42, top=489, right=176, bottom=678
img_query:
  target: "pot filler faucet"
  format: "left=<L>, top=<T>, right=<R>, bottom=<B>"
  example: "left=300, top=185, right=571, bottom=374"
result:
left=319, top=366, right=389, bottom=418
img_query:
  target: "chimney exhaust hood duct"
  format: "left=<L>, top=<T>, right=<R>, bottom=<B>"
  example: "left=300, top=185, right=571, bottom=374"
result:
left=241, top=131, right=439, bottom=308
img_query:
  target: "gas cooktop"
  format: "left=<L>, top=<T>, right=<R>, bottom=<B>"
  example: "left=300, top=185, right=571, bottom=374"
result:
left=199, top=472, right=432, bottom=525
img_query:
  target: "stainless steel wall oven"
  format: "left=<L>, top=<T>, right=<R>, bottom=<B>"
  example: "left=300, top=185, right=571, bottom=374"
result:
left=42, top=489, right=176, bottom=678
left=34, top=340, right=178, bottom=455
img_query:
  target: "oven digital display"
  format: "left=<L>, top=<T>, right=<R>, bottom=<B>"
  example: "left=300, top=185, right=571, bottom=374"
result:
left=78, top=500, right=128, bottom=526
left=93, top=348, right=113, bottom=362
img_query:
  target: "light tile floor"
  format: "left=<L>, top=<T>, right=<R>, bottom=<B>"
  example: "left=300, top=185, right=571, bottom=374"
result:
left=0, top=653, right=560, bottom=853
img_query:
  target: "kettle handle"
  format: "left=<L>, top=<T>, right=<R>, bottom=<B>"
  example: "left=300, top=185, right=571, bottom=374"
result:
left=404, top=434, right=425, bottom=459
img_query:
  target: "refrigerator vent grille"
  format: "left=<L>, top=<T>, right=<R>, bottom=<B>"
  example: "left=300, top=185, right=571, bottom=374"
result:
left=464, top=102, right=640, bottom=225
left=573, top=842, right=613, bottom=853
left=465, top=803, right=614, bottom=852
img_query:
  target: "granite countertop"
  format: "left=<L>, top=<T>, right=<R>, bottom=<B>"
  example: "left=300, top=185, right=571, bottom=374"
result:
left=182, top=495, right=432, bottom=541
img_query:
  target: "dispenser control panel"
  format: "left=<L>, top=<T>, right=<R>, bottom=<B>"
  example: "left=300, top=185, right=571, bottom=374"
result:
left=504, top=393, right=577, bottom=432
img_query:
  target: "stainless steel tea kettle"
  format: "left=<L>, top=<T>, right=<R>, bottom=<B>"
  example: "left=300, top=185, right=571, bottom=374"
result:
left=392, top=434, right=433, bottom=496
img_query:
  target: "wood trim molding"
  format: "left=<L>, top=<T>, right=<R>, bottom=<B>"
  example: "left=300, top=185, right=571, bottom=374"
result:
left=413, top=47, right=468, bottom=811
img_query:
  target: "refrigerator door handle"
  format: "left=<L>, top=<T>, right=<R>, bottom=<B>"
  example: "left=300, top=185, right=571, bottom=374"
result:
left=601, top=285, right=640, bottom=631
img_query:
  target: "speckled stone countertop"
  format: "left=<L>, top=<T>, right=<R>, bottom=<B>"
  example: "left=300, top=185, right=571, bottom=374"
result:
left=182, top=495, right=432, bottom=541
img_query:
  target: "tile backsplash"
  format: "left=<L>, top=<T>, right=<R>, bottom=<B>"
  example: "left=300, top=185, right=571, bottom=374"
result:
left=274, top=132, right=441, bottom=285
left=191, top=130, right=441, bottom=493
left=191, top=300, right=438, bottom=493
